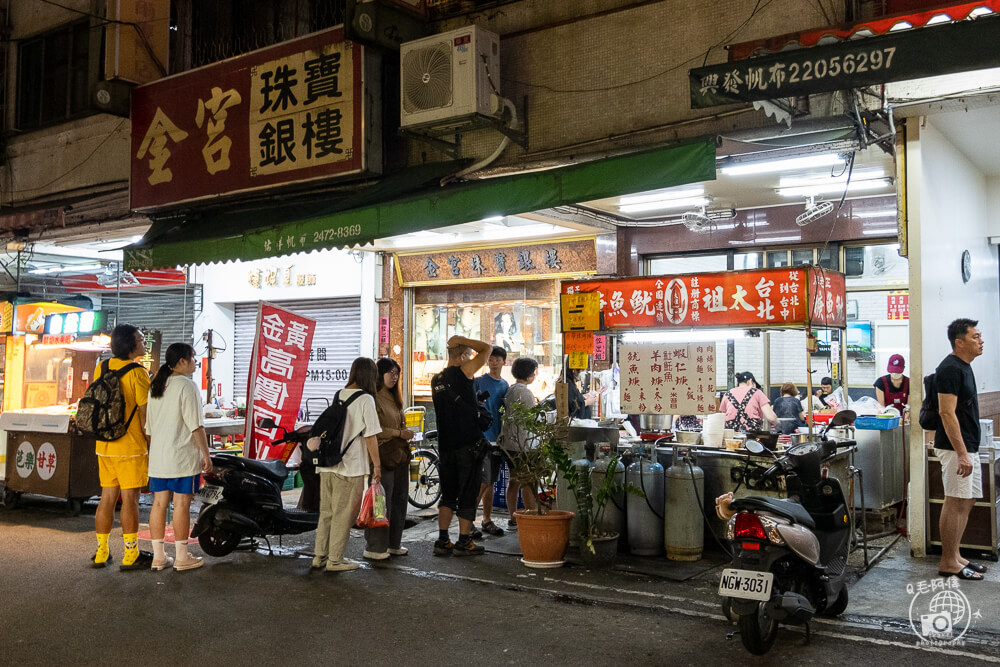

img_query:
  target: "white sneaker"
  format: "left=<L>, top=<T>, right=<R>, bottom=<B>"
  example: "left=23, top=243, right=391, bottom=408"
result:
left=363, top=550, right=390, bottom=560
left=388, top=547, right=408, bottom=556
left=325, top=560, right=360, bottom=572
left=173, top=556, right=204, bottom=571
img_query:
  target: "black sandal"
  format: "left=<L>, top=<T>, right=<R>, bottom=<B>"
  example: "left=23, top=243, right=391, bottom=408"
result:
left=90, top=553, right=113, bottom=569
left=965, top=561, right=988, bottom=574
left=938, top=566, right=984, bottom=581
left=482, top=520, right=505, bottom=536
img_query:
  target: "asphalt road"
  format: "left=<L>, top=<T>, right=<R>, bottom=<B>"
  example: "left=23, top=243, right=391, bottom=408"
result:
left=2, top=495, right=1000, bottom=666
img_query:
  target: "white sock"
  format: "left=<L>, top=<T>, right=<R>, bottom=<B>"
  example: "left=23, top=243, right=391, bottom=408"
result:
left=175, top=540, right=189, bottom=561
left=152, top=539, right=165, bottom=561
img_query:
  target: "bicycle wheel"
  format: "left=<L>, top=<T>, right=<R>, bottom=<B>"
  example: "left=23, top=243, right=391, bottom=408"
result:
left=408, top=449, right=441, bottom=509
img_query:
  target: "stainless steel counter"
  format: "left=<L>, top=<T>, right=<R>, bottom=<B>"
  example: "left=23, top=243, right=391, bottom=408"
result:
left=851, top=425, right=907, bottom=511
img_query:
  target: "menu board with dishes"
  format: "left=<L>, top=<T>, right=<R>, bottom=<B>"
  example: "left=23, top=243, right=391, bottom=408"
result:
left=620, top=343, right=716, bottom=415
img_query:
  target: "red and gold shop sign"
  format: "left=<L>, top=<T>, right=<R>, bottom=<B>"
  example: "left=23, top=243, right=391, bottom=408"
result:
left=131, top=27, right=374, bottom=210
left=394, top=237, right=597, bottom=287
left=563, top=267, right=846, bottom=330
left=887, top=290, right=909, bottom=320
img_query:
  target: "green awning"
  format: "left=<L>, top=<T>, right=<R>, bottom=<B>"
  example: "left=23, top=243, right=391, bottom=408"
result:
left=124, top=136, right=716, bottom=270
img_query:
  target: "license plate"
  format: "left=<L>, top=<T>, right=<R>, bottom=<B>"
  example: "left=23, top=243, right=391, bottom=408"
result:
left=719, top=568, right=774, bottom=601
left=197, top=484, right=224, bottom=505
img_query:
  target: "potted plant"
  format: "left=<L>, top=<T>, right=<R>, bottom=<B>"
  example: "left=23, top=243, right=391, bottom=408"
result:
left=502, top=400, right=575, bottom=568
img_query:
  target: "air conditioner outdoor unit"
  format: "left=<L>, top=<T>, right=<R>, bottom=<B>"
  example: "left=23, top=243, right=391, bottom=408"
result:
left=400, top=25, right=500, bottom=130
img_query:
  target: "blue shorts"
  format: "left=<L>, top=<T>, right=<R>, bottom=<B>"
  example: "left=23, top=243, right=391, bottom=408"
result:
left=149, top=475, right=202, bottom=495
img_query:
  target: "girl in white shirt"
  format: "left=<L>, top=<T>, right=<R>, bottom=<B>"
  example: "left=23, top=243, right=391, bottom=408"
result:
left=145, top=343, right=212, bottom=571
left=309, top=357, right=382, bottom=572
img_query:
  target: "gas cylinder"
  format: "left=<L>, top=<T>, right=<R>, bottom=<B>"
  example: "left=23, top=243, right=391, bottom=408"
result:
left=664, top=451, right=704, bottom=561
left=626, top=447, right=664, bottom=556
left=555, top=441, right=590, bottom=545
left=591, top=453, right=626, bottom=540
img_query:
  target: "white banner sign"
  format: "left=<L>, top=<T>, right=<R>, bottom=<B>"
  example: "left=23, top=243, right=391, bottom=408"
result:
left=620, top=343, right=717, bottom=415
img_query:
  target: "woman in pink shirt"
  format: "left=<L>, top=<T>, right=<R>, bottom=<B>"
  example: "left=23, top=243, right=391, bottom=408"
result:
left=719, top=372, right=778, bottom=432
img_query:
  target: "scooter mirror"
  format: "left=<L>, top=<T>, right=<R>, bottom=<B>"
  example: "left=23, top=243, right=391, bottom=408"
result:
left=258, top=418, right=278, bottom=429
left=745, top=439, right=766, bottom=454
left=829, top=410, right=857, bottom=428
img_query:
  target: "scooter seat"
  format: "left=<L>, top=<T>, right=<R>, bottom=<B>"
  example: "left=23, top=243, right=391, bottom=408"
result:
left=731, top=496, right=815, bottom=529
left=237, top=457, right=289, bottom=483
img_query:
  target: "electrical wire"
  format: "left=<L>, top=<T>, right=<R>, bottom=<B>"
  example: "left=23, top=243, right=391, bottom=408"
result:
left=8, top=118, right=128, bottom=195
left=501, top=0, right=779, bottom=95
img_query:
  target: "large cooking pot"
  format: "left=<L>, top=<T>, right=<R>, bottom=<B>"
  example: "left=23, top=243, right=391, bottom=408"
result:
left=675, top=431, right=701, bottom=445
left=639, top=414, right=673, bottom=432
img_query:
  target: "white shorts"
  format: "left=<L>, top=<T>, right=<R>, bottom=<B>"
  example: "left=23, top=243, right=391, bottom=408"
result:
left=936, top=449, right=983, bottom=499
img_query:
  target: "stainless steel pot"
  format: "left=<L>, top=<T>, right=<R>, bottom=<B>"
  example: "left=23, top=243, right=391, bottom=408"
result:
left=639, top=414, right=673, bottom=432
left=790, top=432, right=817, bottom=445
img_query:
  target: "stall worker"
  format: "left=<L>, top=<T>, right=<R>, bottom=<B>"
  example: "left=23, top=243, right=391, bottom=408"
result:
left=719, top=371, right=778, bottom=432
left=874, top=354, right=910, bottom=411
left=773, top=383, right=807, bottom=435
left=816, top=376, right=836, bottom=407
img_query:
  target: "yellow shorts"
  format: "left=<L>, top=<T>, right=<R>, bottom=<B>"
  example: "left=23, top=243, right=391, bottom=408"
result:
left=98, top=454, right=149, bottom=490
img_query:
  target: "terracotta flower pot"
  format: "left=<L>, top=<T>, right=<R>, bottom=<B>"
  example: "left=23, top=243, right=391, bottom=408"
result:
left=514, top=509, right=575, bottom=568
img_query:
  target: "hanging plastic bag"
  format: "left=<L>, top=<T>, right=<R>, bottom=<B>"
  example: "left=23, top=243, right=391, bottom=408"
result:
left=357, top=483, right=389, bottom=529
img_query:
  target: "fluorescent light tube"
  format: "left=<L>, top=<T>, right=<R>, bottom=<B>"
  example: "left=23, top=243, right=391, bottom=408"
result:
left=777, top=179, right=891, bottom=197
left=619, top=196, right=711, bottom=214
left=621, top=329, right=747, bottom=344
left=618, top=186, right=704, bottom=207
left=721, top=154, right=844, bottom=176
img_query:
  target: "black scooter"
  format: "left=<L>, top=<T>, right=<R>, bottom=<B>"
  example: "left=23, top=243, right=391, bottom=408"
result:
left=191, top=419, right=317, bottom=557
left=720, top=411, right=856, bottom=655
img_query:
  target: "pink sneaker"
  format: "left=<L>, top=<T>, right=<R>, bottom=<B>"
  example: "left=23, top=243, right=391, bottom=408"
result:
left=174, top=556, right=204, bottom=571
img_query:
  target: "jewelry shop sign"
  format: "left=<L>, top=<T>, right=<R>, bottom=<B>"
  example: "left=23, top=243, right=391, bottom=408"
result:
left=394, top=237, right=596, bottom=287
left=131, top=27, right=377, bottom=210
left=689, top=15, right=1000, bottom=108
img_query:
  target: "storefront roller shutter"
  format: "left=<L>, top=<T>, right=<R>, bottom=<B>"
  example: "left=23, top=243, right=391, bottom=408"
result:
left=111, top=287, right=199, bottom=356
left=234, top=298, right=361, bottom=418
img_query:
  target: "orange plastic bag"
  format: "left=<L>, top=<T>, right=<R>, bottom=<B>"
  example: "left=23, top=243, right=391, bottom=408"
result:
left=357, top=483, right=389, bottom=529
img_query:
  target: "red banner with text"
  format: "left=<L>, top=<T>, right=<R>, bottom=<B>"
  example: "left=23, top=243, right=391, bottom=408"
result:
left=244, top=303, right=316, bottom=459
left=563, top=267, right=846, bottom=330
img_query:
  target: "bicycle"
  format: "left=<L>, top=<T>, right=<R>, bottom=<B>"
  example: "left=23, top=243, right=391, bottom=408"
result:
left=407, top=429, right=441, bottom=509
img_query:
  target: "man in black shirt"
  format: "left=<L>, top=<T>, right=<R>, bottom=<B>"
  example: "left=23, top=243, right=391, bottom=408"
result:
left=935, top=318, right=986, bottom=581
left=431, top=334, right=492, bottom=556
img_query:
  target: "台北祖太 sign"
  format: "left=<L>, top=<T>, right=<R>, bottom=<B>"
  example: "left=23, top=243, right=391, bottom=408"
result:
left=131, top=27, right=377, bottom=210
left=689, top=14, right=1000, bottom=108
left=563, top=267, right=846, bottom=330
left=394, top=237, right=597, bottom=287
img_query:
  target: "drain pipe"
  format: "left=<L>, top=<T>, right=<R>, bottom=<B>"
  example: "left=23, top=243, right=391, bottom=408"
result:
left=441, top=98, right=518, bottom=186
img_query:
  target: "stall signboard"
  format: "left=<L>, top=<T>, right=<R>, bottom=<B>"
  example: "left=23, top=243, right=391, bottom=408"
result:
left=888, top=290, right=909, bottom=320
left=0, top=301, right=12, bottom=333
left=563, top=267, right=846, bottom=330
left=620, top=343, right=716, bottom=415
left=594, top=334, right=608, bottom=361
left=560, top=292, right=601, bottom=332
left=244, top=303, right=317, bottom=459
left=564, top=331, right=594, bottom=354
left=567, top=351, right=590, bottom=370
left=14, top=303, right=83, bottom=334
left=379, top=317, right=390, bottom=345
left=394, top=237, right=597, bottom=287
left=131, top=27, right=373, bottom=210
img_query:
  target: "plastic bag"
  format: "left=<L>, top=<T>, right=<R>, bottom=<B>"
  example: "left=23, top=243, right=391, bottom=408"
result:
left=357, top=483, right=389, bottom=529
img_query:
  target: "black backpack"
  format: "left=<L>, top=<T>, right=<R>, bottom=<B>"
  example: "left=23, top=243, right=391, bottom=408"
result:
left=918, top=373, right=940, bottom=431
left=308, top=390, right=365, bottom=467
left=77, top=360, right=144, bottom=441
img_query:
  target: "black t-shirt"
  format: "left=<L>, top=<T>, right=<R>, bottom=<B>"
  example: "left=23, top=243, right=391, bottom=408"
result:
left=934, top=354, right=980, bottom=453
left=432, top=365, right=481, bottom=450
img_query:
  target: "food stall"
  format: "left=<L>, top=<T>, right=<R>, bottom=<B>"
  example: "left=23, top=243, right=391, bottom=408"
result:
left=1, top=304, right=108, bottom=512
left=561, top=267, right=876, bottom=539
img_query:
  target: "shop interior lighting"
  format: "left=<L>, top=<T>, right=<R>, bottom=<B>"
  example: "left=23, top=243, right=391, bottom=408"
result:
left=720, top=153, right=845, bottom=176
left=971, top=6, right=994, bottom=16
left=851, top=209, right=897, bottom=218
left=925, top=13, right=951, bottom=24
left=621, top=329, right=748, bottom=344
left=889, top=21, right=913, bottom=31
left=617, top=186, right=710, bottom=214
left=776, top=170, right=890, bottom=197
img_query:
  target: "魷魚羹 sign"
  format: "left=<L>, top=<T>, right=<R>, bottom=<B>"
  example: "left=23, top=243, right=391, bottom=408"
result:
left=620, top=343, right=716, bottom=415
left=564, top=267, right=845, bottom=330
left=131, top=27, right=377, bottom=210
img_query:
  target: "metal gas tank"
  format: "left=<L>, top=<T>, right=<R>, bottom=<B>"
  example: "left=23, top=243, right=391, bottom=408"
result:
left=592, top=454, right=626, bottom=540
left=626, top=453, right=664, bottom=556
left=664, top=454, right=704, bottom=561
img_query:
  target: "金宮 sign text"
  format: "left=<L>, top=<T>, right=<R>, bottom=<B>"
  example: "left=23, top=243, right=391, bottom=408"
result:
left=131, top=27, right=373, bottom=210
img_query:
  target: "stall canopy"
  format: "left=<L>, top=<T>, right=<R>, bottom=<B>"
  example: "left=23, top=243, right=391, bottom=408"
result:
left=123, top=137, right=716, bottom=271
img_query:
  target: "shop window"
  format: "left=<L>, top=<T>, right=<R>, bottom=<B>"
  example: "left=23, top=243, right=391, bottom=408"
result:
left=733, top=252, right=762, bottom=270
left=16, top=21, right=95, bottom=130
left=791, top=249, right=814, bottom=266
left=411, top=281, right=563, bottom=406
left=647, top=254, right=727, bottom=276
left=845, top=244, right=908, bottom=287
left=767, top=250, right=790, bottom=268
left=818, top=244, right=840, bottom=271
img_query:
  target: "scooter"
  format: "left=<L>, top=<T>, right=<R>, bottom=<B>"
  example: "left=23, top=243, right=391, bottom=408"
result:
left=719, top=411, right=856, bottom=655
left=191, top=419, right=317, bottom=557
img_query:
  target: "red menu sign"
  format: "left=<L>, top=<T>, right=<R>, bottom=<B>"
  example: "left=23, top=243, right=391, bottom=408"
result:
left=244, top=303, right=316, bottom=459
left=887, top=290, right=909, bottom=320
left=563, top=267, right=846, bottom=329
left=594, top=334, right=608, bottom=361
left=131, top=27, right=373, bottom=210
